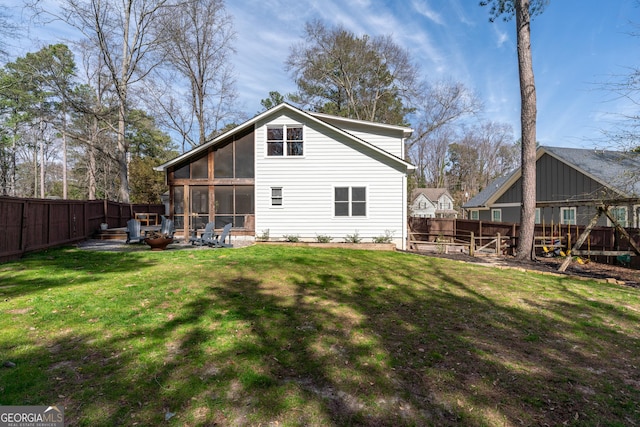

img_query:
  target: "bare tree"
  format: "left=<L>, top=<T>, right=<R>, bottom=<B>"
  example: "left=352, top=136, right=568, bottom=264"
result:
left=70, top=39, right=120, bottom=200
left=448, top=121, right=517, bottom=195
left=482, top=0, right=547, bottom=260
left=150, top=0, right=239, bottom=149
left=0, top=5, right=20, bottom=60
left=405, top=80, right=482, bottom=187
left=408, top=125, right=456, bottom=188
left=473, top=121, right=518, bottom=187
left=28, top=0, right=170, bottom=202
left=600, top=63, right=640, bottom=152
left=411, top=81, right=482, bottom=142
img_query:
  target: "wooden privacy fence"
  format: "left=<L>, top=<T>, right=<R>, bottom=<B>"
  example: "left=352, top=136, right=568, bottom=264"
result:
left=409, top=217, right=640, bottom=267
left=0, top=197, right=163, bottom=262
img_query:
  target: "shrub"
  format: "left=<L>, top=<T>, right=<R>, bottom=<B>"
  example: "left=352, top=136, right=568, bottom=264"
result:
left=315, top=234, right=333, bottom=243
left=372, top=230, right=394, bottom=244
left=435, top=233, right=448, bottom=253
left=344, top=231, right=361, bottom=244
left=283, top=234, right=300, bottom=242
left=256, top=229, right=270, bottom=242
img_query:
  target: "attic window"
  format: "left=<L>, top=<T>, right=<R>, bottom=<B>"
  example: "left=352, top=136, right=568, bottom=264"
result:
left=267, top=125, right=303, bottom=156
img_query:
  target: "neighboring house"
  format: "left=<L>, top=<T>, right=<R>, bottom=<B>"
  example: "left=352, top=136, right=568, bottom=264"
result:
left=410, top=188, right=458, bottom=218
left=154, top=103, right=415, bottom=249
left=462, top=146, right=640, bottom=227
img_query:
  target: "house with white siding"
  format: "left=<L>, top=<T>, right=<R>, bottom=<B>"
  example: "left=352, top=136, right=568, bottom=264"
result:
left=410, top=188, right=458, bottom=218
left=154, top=103, right=415, bottom=249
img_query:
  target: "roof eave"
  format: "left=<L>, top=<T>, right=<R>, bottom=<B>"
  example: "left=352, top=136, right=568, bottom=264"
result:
left=155, top=103, right=416, bottom=172
left=307, top=111, right=413, bottom=137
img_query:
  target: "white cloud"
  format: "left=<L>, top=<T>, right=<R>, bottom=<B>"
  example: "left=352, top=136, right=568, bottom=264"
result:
left=14, top=0, right=635, bottom=149
left=411, top=0, right=444, bottom=26
left=494, top=28, right=509, bottom=48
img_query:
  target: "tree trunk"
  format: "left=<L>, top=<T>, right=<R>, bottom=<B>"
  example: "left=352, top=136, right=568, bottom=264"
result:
left=88, top=116, right=98, bottom=200
left=9, top=130, right=16, bottom=196
left=40, top=140, right=45, bottom=199
left=117, top=102, right=130, bottom=203
left=33, top=146, right=38, bottom=198
left=117, top=0, right=132, bottom=203
left=62, top=109, right=68, bottom=199
left=515, top=0, right=537, bottom=260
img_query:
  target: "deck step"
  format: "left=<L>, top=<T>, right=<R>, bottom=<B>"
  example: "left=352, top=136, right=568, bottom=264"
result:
left=93, top=228, right=127, bottom=240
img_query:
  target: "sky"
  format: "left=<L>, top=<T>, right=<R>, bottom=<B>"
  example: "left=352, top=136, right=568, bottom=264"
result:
left=9, top=0, right=640, bottom=149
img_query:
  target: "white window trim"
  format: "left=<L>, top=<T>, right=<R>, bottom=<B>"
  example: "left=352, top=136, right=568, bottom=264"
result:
left=607, top=206, right=628, bottom=228
left=470, top=210, right=479, bottom=220
left=333, top=185, right=368, bottom=218
left=266, top=124, right=305, bottom=157
left=634, top=205, right=640, bottom=228
left=535, top=207, right=541, bottom=224
left=560, top=207, right=576, bottom=225
left=491, top=208, right=502, bottom=222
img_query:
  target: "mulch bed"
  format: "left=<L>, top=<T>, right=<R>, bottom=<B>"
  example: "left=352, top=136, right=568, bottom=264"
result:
left=412, top=250, right=639, bottom=288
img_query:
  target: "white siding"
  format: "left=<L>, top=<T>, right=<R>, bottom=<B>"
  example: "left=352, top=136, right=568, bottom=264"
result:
left=411, top=194, right=436, bottom=218
left=311, top=117, right=406, bottom=157
left=437, top=194, right=453, bottom=210
left=255, top=110, right=408, bottom=249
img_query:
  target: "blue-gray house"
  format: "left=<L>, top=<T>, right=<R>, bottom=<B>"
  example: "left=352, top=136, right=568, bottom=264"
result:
left=463, top=146, right=640, bottom=228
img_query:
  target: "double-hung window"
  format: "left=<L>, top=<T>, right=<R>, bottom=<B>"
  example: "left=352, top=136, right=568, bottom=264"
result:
left=335, top=187, right=366, bottom=217
left=491, top=209, right=502, bottom=222
left=271, top=187, right=283, bottom=207
left=608, top=206, right=627, bottom=227
left=267, top=125, right=303, bottom=156
left=560, top=207, right=576, bottom=225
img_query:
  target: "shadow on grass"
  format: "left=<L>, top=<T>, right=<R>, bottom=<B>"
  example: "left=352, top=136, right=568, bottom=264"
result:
left=1, top=247, right=639, bottom=425
left=0, top=249, right=160, bottom=299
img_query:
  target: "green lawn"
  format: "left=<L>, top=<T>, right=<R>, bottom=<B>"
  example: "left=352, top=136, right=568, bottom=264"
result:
left=1, top=245, right=639, bottom=426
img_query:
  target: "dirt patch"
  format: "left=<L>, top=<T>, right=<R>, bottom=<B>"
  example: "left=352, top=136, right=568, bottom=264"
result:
left=411, top=251, right=639, bottom=287
left=5, top=307, right=32, bottom=315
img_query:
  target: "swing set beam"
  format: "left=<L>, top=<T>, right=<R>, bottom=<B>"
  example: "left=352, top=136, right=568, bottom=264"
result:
left=558, top=205, right=640, bottom=272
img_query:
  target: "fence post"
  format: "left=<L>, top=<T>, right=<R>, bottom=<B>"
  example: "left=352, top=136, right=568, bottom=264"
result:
left=470, top=232, right=475, bottom=257
left=496, top=232, right=501, bottom=255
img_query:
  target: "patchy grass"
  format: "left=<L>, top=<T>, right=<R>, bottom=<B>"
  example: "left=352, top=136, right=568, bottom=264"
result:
left=0, top=245, right=639, bottom=426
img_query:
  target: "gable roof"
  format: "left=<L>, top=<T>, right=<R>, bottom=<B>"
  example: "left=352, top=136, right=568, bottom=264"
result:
left=154, top=102, right=415, bottom=171
left=463, top=173, right=515, bottom=209
left=462, top=146, right=640, bottom=209
left=544, top=146, right=640, bottom=196
left=412, top=194, right=436, bottom=208
left=411, top=188, right=451, bottom=203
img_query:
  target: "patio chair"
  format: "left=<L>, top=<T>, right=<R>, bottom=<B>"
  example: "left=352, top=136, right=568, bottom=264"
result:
left=159, top=217, right=175, bottom=238
left=189, top=221, right=215, bottom=246
left=126, top=219, right=144, bottom=244
left=209, top=223, right=233, bottom=248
